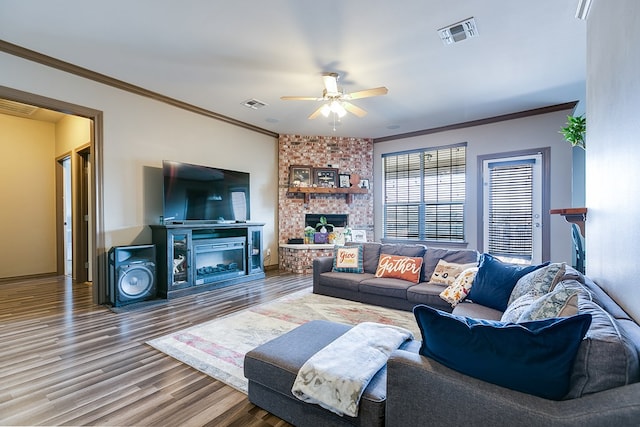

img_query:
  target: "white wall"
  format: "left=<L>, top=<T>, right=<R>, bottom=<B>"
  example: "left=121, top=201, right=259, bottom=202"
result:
left=0, top=53, right=279, bottom=274
left=586, top=1, right=640, bottom=321
left=374, top=109, right=575, bottom=263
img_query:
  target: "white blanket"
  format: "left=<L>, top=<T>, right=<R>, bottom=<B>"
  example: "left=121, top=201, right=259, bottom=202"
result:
left=291, top=322, right=413, bottom=417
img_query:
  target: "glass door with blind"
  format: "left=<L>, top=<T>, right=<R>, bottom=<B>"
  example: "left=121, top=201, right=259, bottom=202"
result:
left=482, top=153, right=542, bottom=264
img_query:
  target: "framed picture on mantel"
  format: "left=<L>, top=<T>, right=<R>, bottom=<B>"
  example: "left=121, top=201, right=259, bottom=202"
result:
left=289, top=165, right=312, bottom=187
left=314, top=167, right=339, bottom=188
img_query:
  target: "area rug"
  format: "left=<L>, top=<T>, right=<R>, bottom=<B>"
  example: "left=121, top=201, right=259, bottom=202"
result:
left=146, top=288, right=419, bottom=393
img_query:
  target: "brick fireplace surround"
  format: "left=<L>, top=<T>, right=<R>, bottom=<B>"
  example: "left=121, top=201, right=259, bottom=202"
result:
left=278, top=134, right=374, bottom=273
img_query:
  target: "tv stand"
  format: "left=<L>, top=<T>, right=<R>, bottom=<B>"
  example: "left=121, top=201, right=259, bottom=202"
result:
left=151, top=222, right=265, bottom=298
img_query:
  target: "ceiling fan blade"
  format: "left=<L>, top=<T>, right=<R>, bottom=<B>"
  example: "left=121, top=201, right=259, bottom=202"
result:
left=281, top=96, right=323, bottom=101
left=308, top=105, right=325, bottom=119
left=322, top=72, right=339, bottom=95
left=347, top=87, right=388, bottom=100
left=343, top=102, right=368, bottom=118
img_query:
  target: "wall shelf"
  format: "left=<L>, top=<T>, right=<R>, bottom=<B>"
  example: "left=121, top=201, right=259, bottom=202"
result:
left=550, top=207, right=587, bottom=236
left=288, top=186, right=368, bottom=203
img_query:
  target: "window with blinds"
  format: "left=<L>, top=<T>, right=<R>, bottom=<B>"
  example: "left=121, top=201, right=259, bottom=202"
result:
left=383, top=144, right=466, bottom=242
left=487, top=159, right=534, bottom=260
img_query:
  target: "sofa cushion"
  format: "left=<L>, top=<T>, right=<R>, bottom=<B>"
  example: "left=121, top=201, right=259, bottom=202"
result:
left=439, top=267, right=478, bottom=307
left=467, top=253, right=548, bottom=312
left=508, top=262, right=566, bottom=306
left=565, top=294, right=640, bottom=398
left=517, top=285, right=579, bottom=322
left=413, top=304, right=592, bottom=400
left=406, top=282, right=452, bottom=311
left=375, top=254, right=423, bottom=284
left=380, top=243, right=427, bottom=258
left=346, top=241, right=381, bottom=274
left=421, top=248, right=479, bottom=283
left=318, top=271, right=374, bottom=291
left=452, top=301, right=503, bottom=321
left=359, top=276, right=415, bottom=299
left=430, top=260, right=478, bottom=286
left=332, top=245, right=364, bottom=273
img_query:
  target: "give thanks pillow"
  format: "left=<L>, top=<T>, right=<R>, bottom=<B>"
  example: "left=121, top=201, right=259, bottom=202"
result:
left=375, top=254, right=424, bottom=283
left=332, top=245, right=364, bottom=273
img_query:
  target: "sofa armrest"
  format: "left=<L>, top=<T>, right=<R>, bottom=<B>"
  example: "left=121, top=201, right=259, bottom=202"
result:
left=386, top=349, right=640, bottom=427
left=313, top=256, right=334, bottom=288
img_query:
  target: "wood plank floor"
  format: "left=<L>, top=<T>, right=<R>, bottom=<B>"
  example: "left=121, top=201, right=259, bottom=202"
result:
left=0, top=271, right=308, bottom=426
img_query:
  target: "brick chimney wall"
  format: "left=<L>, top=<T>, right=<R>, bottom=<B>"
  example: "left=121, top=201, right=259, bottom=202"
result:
left=278, top=134, right=374, bottom=243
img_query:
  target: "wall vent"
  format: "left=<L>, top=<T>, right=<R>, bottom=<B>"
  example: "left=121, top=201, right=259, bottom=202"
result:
left=438, top=17, right=479, bottom=45
left=242, top=98, right=268, bottom=109
left=0, top=99, right=39, bottom=116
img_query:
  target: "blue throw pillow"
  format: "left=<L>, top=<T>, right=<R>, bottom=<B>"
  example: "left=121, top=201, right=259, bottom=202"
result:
left=413, top=305, right=591, bottom=400
left=467, top=253, right=548, bottom=311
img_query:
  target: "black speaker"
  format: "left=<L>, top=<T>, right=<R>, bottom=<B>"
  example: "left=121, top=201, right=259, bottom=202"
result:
left=108, top=244, right=156, bottom=307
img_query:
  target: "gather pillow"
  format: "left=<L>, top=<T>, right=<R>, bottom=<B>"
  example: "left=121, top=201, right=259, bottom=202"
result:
left=429, top=260, right=478, bottom=286
left=332, top=245, right=364, bottom=273
left=467, top=253, right=548, bottom=312
left=413, top=304, right=592, bottom=400
left=439, top=267, right=478, bottom=307
left=375, top=254, right=424, bottom=283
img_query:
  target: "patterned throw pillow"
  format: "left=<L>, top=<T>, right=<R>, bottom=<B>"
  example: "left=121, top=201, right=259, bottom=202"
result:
left=501, top=293, right=537, bottom=323
left=518, top=286, right=579, bottom=322
left=332, top=245, right=364, bottom=273
left=439, top=267, right=479, bottom=307
left=508, top=262, right=567, bottom=307
left=375, top=254, right=424, bottom=283
left=430, top=260, right=478, bottom=285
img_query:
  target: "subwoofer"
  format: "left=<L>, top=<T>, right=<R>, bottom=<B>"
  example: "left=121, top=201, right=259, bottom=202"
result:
left=108, top=244, right=156, bottom=307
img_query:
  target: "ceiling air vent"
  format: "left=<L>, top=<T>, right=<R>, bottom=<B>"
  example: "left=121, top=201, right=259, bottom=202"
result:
left=0, top=99, right=39, bottom=116
left=438, top=17, right=479, bottom=45
left=242, top=98, right=268, bottom=110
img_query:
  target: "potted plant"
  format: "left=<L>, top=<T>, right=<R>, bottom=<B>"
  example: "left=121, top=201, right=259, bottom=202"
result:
left=315, top=216, right=334, bottom=233
left=560, top=115, right=586, bottom=149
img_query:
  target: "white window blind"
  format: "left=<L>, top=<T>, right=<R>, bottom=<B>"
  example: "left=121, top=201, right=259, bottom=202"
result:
left=383, top=144, right=466, bottom=242
left=487, top=159, right=534, bottom=260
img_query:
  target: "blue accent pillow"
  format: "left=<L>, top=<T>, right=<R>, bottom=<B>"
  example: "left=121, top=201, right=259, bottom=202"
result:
left=413, top=305, right=592, bottom=400
left=467, top=253, right=549, bottom=311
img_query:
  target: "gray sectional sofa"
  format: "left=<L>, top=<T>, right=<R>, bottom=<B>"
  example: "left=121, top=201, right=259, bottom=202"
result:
left=313, top=241, right=479, bottom=312
left=245, top=242, right=640, bottom=426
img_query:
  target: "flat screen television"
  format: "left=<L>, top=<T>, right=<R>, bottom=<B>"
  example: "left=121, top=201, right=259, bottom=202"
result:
left=162, top=160, right=250, bottom=223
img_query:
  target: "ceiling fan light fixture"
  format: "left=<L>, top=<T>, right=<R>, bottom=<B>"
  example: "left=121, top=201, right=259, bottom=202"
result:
left=320, top=104, right=331, bottom=117
left=330, top=100, right=347, bottom=118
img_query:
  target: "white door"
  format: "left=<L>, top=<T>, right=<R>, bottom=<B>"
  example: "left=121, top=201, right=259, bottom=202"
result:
left=482, top=153, right=542, bottom=264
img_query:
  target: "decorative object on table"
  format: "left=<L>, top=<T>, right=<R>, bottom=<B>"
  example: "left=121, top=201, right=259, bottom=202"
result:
left=559, top=115, right=586, bottom=149
left=360, top=179, right=370, bottom=189
left=304, top=226, right=316, bottom=244
left=339, top=173, right=351, bottom=188
left=351, top=229, right=367, bottom=242
left=350, top=173, right=361, bottom=187
left=289, top=165, right=313, bottom=187
left=332, top=227, right=346, bottom=246
left=315, top=215, right=334, bottom=233
left=313, top=167, right=339, bottom=187
left=314, top=232, right=329, bottom=244
left=343, top=226, right=353, bottom=242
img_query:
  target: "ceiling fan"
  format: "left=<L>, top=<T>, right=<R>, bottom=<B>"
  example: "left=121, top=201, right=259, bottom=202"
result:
left=281, top=72, right=388, bottom=120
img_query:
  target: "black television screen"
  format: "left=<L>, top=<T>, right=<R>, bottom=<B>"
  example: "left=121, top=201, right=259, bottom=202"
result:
left=162, top=160, right=250, bottom=223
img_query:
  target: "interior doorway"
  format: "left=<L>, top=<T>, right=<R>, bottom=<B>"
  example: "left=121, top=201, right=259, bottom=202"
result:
left=61, top=156, right=73, bottom=276
left=1, top=85, right=105, bottom=304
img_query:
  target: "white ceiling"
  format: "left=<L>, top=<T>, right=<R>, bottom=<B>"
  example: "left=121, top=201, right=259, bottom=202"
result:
left=0, top=0, right=586, bottom=138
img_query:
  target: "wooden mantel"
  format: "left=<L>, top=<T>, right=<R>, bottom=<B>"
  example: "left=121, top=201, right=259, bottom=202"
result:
left=549, top=207, right=587, bottom=236
left=288, top=186, right=368, bottom=204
